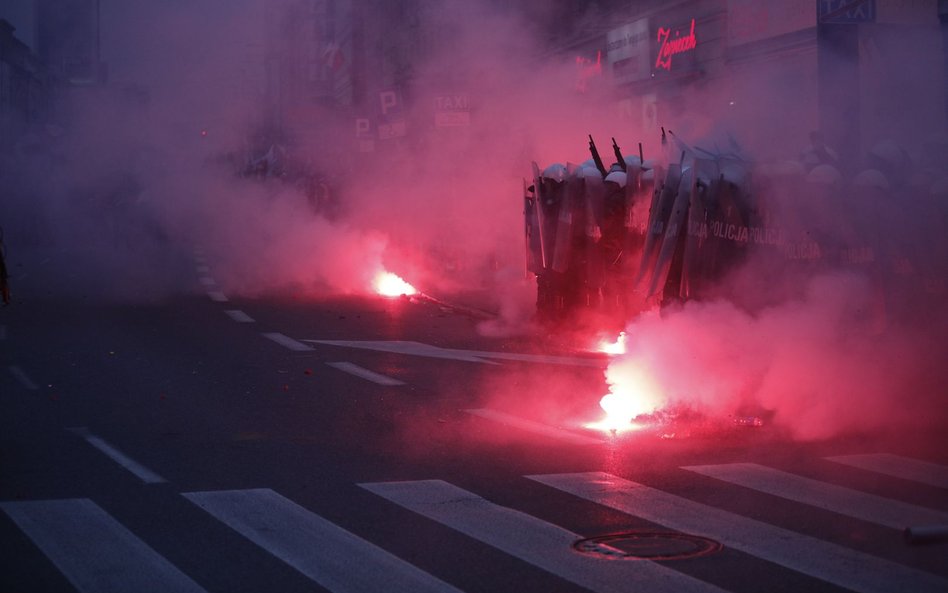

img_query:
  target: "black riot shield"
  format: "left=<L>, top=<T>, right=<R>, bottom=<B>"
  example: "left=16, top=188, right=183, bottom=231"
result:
left=623, top=162, right=648, bottom=256
left=679, top=160, right=714, bottom=301
left=537, top=176, right=567, bottom=271
left=680, top=160, right=752, bottom=301
left=647, top=165, right=695, bottom=299
left=532, top=164, right=573, bottom=318
left=552, top=167, right=584, bottom=273
left=599, top=175, right=629, bottom=311
left=524, top=177, right=543, bottom=275
left=633, top=164, right=681, bottom=293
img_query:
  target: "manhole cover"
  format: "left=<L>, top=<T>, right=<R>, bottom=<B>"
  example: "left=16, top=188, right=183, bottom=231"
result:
left=573, top=531, right=723, bottom=560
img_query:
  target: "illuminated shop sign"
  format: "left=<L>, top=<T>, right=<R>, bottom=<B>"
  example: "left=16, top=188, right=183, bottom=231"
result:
left=654, top=18, right=697, bottom=71
left=607, top=19, right=650, bottom=83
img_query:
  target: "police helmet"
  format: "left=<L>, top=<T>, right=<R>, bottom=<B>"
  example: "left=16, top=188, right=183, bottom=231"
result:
left=604, top=171, right=627, bottom=188
left=720, top=164, right=747, bottom=187
left=869, top=141, right=906, bottom=169
left=624, top=155, right=642, bottom=170
left=852, top=169, right=890, bottom=191
left=930, top=176, right=948, bottom=198
left=805, top=164, right=842, bottom=187
left=541, top=163, right=567, bottom=183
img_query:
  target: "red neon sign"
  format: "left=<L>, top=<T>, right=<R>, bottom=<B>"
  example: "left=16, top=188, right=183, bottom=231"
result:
left=655, top=18, right=696, bottom=71
left=575, top=50, right=602, bottom=92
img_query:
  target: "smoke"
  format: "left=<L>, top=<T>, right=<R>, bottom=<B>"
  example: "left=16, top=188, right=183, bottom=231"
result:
left=0, top=0, right=651, bottom=308
left=608, top=270, right=948, bottom=440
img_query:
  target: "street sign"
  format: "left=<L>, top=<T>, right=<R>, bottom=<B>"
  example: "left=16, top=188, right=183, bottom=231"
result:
left=378, top=121, right=407, bottom=140
left=434, top=94, right=471, bottom=128
left=377, top=89, right=407, bottom=140
left=818, top=0, right=876, bottom=24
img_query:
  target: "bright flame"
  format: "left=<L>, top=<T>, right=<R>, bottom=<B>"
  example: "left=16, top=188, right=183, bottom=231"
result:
left=374, top=271, right=417, bottom=297
left=585, top=363, right=666, bottom=434
left=596, top=332, right=627, bottom=355
left=585, top=392, right=648, bottom=434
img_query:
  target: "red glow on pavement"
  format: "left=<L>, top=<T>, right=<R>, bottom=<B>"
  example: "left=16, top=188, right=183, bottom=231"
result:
left=596, top=332, right=627, bottom=355
left=373, top=271, right=418, bottom=297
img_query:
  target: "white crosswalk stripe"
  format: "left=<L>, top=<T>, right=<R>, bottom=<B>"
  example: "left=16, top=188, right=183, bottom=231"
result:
left=183, top=488, right=462, bottom=593
left=5, top=456, right=946, bottom=593
left=682, top=462, right=948, bottom=529
left=325, top=361, right=405, bottom=385
left=528, top=472, right=948, bottom=593
left=361, top=479, right=728, bottom=593
left=826, top=454, right=948, bottom=489
left=1, top=498, right=207, bottom=593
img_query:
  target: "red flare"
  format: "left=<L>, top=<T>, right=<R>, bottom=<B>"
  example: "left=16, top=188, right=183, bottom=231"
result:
left=373, top=271, right=417, bottom=297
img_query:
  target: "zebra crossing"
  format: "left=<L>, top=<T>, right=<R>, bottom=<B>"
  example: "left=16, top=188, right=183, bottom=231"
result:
left=2, top=454, right=946, bottom=593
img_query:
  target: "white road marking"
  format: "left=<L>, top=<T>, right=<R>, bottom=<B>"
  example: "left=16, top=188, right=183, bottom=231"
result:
left=529, top=472, right=948, bottom=593
left=207, top=290, right=228, bottom=302
left=306, top=340, right=604, bottom=367
left=198, top=276, right=217, bottom=287
left=8, top=365, right=38, bottom=390
left=184, top=488, right=462, bottom=593
left=361, top=479, right=727, bottom=593
left=826, top=454, right=948, bottom=489
left=309, top=340, right=491, bottom=363
left=682, top=463, right=948, bottom=530
left=68, top=427, right=166, bottom=484
left=464, top=408, right=604, bottom=446
left=224, top=309, right=255, bottom=323
left=262, top=332, right=314, bottom=352
left=1, top=498, right=207, bottom=593
left=195, top=265, right=210, bottom=274
left=325, top=362, right=404, bottom=386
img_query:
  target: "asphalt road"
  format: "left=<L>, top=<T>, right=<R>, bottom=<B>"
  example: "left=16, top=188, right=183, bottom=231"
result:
left=1, top=246, right=946, bottom=593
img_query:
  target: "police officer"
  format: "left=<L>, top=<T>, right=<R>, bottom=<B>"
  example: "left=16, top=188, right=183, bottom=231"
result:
left=800, top=130, right=840, bottom=171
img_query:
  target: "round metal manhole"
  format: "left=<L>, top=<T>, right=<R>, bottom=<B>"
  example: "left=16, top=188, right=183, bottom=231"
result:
left=572, top=531, right=723, bottom=561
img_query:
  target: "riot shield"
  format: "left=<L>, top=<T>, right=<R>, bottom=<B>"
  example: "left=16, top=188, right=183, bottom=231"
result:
left=679, top=160, right=715, bottom=301
left=552, top=169, right=584, bottom=273
left=599, top=174, right=629, bottom=311
left=524, top=177, right=543, bottom=275
left=648, top=166, right=697, bottom=299
left=633, top=164, right=681, bottom=291
left=537, top=175, right=568, bottom=271
left=680, top=159, right=752, bottom=300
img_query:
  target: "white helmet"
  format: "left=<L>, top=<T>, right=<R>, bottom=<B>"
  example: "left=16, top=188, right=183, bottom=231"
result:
left=930, top=176, right=948, bottom=198
left=852, top=169, right=889, bottom=191
left=720, top=164, right=747, bottom=186
left=768, top=160, right=806, bottom=178
left=604, top=171, right=627, bottom=188
left=623, top=155, right=642, bottom=170
left=580, top=166, right=603, bottom=180
left=541, top=163, right=567, bottom=183
left=805, top=164, right=842, bottom=187
left=869, top=140, right=905, bottom=169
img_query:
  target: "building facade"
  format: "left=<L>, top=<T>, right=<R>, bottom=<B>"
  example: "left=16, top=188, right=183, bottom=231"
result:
left=0, top=18, right=48, bottom=153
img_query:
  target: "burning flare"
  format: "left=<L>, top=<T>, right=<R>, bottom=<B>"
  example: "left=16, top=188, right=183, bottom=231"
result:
left=596, top=331, right=627, bottom=355
left=585, top=363, right=666, bottom=434
left=373, top=271, right=417, bottom=297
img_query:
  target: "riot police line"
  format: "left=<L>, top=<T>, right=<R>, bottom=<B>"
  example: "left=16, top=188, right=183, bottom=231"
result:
left=524, top=134, right=947, bottom=328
